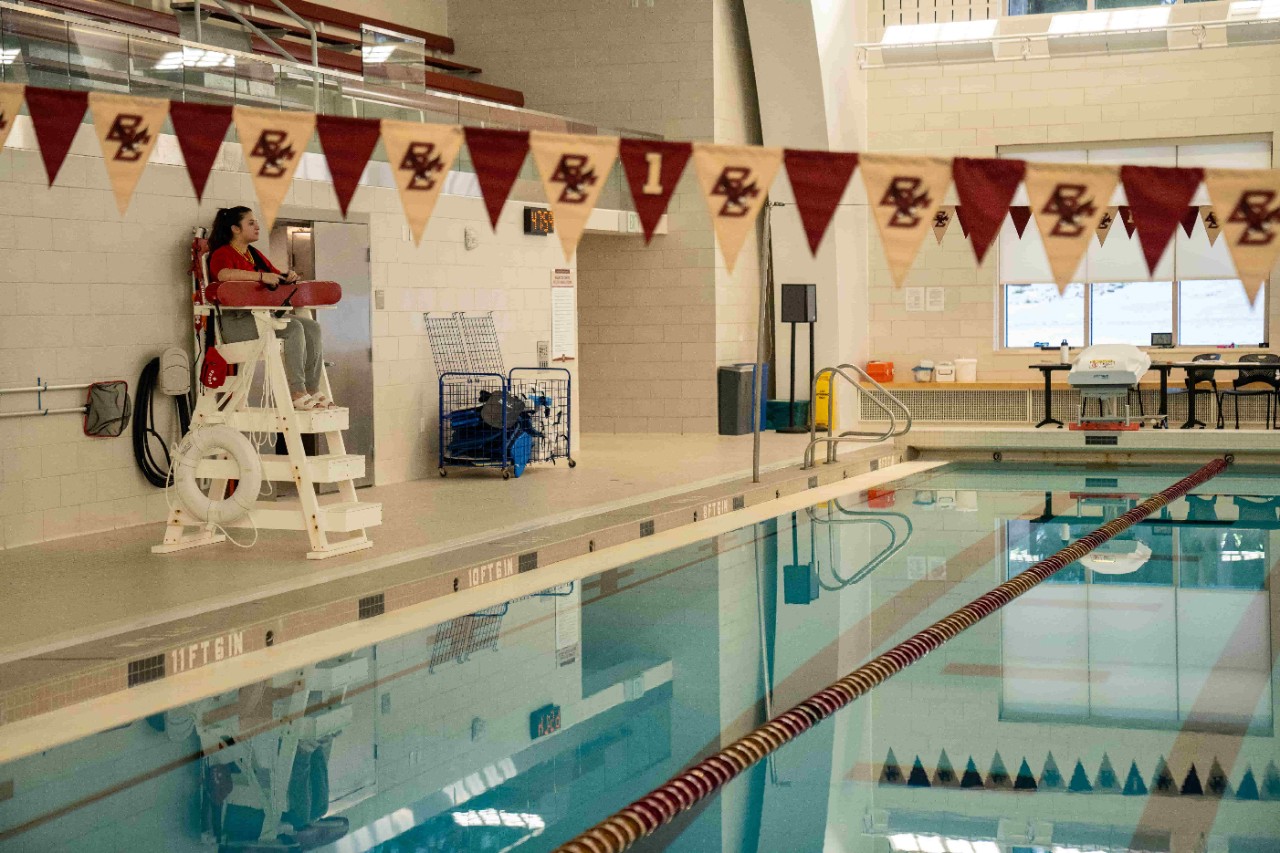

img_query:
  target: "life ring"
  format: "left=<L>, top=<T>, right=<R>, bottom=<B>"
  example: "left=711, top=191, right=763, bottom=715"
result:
left=173, top=425, right=263, bottom=524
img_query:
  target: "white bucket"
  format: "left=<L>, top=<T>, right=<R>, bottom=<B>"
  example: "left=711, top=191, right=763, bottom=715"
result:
left=955, top=358, right=978, bottom=383
left=935, top=362, right=955, bottom=383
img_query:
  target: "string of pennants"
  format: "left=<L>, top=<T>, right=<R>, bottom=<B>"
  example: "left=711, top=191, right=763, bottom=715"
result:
left=2, top=84, right=1278, bottom=304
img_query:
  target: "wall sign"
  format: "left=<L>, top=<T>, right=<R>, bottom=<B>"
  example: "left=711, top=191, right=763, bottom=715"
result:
left=551, top=267, right=576, bottom=362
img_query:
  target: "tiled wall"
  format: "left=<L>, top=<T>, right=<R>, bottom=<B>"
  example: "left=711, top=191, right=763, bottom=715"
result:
left=862, top=45, right=1280, bottom=382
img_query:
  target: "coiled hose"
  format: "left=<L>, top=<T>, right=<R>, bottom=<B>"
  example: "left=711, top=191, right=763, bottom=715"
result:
left=133, top=357, right=192, bottom=488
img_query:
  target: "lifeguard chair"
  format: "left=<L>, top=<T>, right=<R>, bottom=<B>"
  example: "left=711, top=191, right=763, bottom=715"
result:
left=152, top=230, right=381, bottom=560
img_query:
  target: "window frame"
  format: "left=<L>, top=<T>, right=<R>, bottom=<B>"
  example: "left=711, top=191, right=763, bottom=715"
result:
left=1006, top=0, right=1181, bottom=15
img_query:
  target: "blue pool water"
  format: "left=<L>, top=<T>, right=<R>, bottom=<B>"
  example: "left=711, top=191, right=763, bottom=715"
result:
left=1, top=462, right=1277, bottom=852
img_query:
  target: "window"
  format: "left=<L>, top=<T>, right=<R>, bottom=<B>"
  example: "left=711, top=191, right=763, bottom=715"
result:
left=1004, top=284, right=1085, bottom=348
left=1008, top=0, right=1174, bottom=14
left=1090, top=282, right=1173, bottom=346
left=1179, top=280, right=1267, bottom=347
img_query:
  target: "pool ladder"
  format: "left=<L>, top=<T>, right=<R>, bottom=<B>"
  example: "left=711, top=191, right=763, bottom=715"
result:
left=803, top=363, right=912, bottom=469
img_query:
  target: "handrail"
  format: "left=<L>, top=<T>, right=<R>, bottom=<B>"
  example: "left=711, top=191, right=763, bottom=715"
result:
left=805, top=502, right=915, bottom=589
left=802, top=363, right=913, bottom=469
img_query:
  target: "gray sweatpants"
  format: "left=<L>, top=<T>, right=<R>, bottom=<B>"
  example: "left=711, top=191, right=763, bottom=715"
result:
left=219, top=311, right=324, bottom=395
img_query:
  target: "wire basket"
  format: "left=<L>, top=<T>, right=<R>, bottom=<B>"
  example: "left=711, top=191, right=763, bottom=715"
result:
left=439, top=368, right=574, bottom=479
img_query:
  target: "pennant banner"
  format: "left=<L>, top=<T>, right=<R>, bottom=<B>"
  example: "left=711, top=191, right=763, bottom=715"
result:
left=170, top=101, right=232, bottom=201
left=25, top=86, right=89, bottom=186
left=619, top=138, right=692, bottom=245
left=1200, top=205, right=1222, bottom=246
left=88, top=92, right=168, bottom=215
left=782, top=148, right=859, bottom=255
left=860, top=153, right=952, bottom=286
left=1025, top=163, right=1119, bottom=292
left=1205, top=168, right=1280, bottom=304
left=465, top=127, right=530, bottom=231
left=381, top=120, right=463, bottom=245
left=316, top=114, right=381, bottom=218
left=233, top=105, right=315, bottom=231
left=1180, top=205, right=1201, bottom=239
left=530, top=131, right=620, bottom=261
left=1008, top=206, right=1032, bottom=239
left=932, top=206, right=954, bottom=244
left=1096, top=206, right=1118, bottom=247
left=691, top=143, right=783, bottom=273
left=954, top=205, right=970, bottom=238
left=952, top=157, right=1025, bottom=265
left=1121, top=165, right=1204, bottom=275
left=1118, top=205, right=1136, bottom=238
left=0, top=83, right=23, bottom=153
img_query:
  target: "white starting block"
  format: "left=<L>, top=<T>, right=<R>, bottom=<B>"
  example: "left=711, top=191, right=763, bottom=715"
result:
left=1068, top=344, right=1152, bottom=431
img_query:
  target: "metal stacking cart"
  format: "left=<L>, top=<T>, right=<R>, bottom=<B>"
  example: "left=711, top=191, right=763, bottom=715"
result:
left=428, top=312, right=575, bottom=479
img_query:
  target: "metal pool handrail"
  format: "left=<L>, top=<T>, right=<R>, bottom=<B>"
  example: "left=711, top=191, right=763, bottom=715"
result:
left=803, top=363, right=913, bottom=469
left=552, top=455, right=1233, bottom=853
left=804, top=502, right=915, bottom=589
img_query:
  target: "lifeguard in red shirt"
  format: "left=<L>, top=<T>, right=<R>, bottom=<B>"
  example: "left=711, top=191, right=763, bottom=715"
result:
left=208, top=206, right=333, bottom=410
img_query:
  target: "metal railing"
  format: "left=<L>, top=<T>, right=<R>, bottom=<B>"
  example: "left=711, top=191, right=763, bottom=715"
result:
left=805, top=499, right=914, bottom=589
left=802, top=363, right=912, bottom=469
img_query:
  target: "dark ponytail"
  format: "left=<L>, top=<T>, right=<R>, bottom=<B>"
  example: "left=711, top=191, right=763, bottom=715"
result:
left=209, top=206, right=252, bottom=254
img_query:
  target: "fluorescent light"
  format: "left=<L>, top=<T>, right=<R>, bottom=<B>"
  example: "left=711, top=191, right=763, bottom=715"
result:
left=945, top=840, right=975, bottom=853
left=881, top=19, right=997, bottom=44
left=1229, top=0, right=1280, bottom=19
left=361, top=45, right=396, bottom=64
left=1049, top=11, right=1109, bottom=34
left=154, top=48, right=234, bottom=71
left=890, top=835, right=921, bottom=852
left=0, top=48, right=18, bottom=66
left=917, top=837, right=947, bottom=853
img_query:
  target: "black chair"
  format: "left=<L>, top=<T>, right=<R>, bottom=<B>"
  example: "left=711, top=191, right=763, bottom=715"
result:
left=1170, top=353, right=1223, bottom=429
left=1218, top=353, right=1280, bottom=429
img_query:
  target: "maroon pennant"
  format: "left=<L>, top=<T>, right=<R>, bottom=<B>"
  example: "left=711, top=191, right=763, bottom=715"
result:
left=1117, top=205, right=1136, bottom=238
left=464, top=127, right=530, bottom=230
left=952, top=157, right=1026, bottom=264
left=1008, top=205, right=1032, bottom=239
left=316, top=114, right=381, bottom=217
left=25, top=86, right=88, bottom=186
left=1179, top=205, right=1200, bottom=239
left=954, top=205, right=970, bottom=238
left=618, top=138, right=692, bottom=244
left=170, top=101, right=233, bottom=201
left=782, top=148, right=859, bottom=255
left=1120, top=165, right=1204, bottom=274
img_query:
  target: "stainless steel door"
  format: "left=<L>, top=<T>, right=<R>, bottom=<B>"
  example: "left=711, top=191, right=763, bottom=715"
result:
left=313, top=221, right=374, bottom=488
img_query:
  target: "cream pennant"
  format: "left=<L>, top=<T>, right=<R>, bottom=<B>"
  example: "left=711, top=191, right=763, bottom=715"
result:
left=932, top=206, right=954, bottom=244
left=1096, top=205, right=1119, bottom=247
left=233, top=106, right=315, bottom=232
left=859, top=154, right=953, bottom=287
left=691, top=143, right=783, bottom=273
left=380, top=120, right=463, bottom=246
left=0, top=83, right=23, bottom=152
left=88, top=93, right=169, bottom=215
left=1206, top=168, right=1280, bottom=305
left=530, top=131, right=620, bottom=261
left=1199, top=204, right=1223, bottom=247
left=1024, top=163, right=1119, bottom=294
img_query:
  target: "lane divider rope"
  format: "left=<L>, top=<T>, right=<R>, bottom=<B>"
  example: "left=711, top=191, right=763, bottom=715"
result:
left=554, top=455, right=1233, bottom=853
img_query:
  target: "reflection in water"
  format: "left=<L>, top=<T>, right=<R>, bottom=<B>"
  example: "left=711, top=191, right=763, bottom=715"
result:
left=1, top=467, right=1278, bottom=852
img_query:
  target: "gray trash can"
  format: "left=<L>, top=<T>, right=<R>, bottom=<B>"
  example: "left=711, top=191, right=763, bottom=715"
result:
left=717, top=363, right=767, bottom=435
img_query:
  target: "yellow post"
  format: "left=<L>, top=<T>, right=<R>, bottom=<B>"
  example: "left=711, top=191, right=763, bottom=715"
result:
left=815, top=373, right=835, bottom=430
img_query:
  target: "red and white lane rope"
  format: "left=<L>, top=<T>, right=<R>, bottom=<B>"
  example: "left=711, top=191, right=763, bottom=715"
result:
left=554, top=456, right=1233, bottom=853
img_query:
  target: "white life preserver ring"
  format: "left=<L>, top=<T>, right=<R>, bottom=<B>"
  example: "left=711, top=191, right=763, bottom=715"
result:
left=173, top=425, right=263, bottom=525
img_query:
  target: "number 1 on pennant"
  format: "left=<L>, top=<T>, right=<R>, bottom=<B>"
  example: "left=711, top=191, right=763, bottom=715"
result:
left=642, top=152, right=663, bottom=195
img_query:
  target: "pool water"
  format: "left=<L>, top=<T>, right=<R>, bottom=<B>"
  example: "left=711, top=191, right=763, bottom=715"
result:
left=1, top=462, right=1277, bottom=852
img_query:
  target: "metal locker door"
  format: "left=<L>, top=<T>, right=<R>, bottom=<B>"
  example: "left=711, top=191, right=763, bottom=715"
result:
left=312, top=221, right=374, bottom=488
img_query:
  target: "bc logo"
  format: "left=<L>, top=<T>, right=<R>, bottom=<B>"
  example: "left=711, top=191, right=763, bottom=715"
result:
left=251, top=130, right=295, bottom=178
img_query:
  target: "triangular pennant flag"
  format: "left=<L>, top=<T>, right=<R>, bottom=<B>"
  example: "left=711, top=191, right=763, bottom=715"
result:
left=464, top=127, right=530, bottom=231
left=88, top=93, right=168, bottom=215
left=1096, top=206, right=1119, bottom=247
left=170, top=101, right=232, bottom=201
left=380, top=120, right=463, bottom=245
left=1008, top=205, right=1033, bottom=239
left=233, top=106, right=315, bottom=232
left=907, top=757, right=931, bottom=787
left=1123, top=761, right=1148, bottom=796
left=1259, top=761, right=1280, bottom=799
left=692, top=143, right=783, bottom=273
left=1206, top=758, right=1231, bottom=799
left=1152, top=756, right=1177, bottom=796
left=783, top=148, right=859, bottom=255
left=1236, top=767, right=1259, bottom=800
left=1040, top=752, right=1064, bottom=790
left=879, top=748, right=904, bottom=785
left=986, top=751, right=1011, bottom=789
left=1068, top=760, right=1094, bottom=793
left=954, top=205, right=970, bottom=238
left=1094, top=753, right=1120, bottom=793
left=960, top=757, right=984, bottom=789
left=932, top=205, right=954, bottom=244
left=1200, top=205, right=1223, bottom=245
left=1180, top=205, right=1202, bottom=239
left=952, top=157, right=1026, bottom=264
left=0, top=83, right=24, bottom=152
left=933, top=750, right=958, bottom=788
left=1181, top=763, right=1204, bottom=796
left=530, top=131, right=620, bottom=261
left=1025, top=162, right=1119, bottom=293
left=1121, top=165, right=1205, bottom=275
left=1205, top=168, right=1280, bottom=305
left=315, top=114, right=381, bottom=218
left=860, top=153, right=952, bottom=286
left=618, top=138, right=692, bottom=245
left=25, top=86, right=89, bottom=186
left=1118, top=205, right=1137, bottom=238
left=1014, top=759, right=1038, bottom=791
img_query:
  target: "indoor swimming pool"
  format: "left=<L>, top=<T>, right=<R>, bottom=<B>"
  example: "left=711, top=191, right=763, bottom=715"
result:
left=1, top=461, right=1277, bottom=853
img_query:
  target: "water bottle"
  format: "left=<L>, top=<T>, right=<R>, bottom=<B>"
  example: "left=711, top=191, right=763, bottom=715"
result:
left=1060, top=339, right=1070, bottom=364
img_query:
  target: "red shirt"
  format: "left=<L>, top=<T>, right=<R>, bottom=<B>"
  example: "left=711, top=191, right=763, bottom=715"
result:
left=209, top=244, right=281, bottom=281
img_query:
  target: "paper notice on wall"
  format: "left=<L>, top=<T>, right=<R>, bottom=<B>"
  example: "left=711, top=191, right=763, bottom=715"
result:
left=905, top=287, right=925, bottom=312
left=551, top=268, right=576, bottom=362
left=926, top=287, right=945, bottom=312
left=555, top=583, right=581, bottom=667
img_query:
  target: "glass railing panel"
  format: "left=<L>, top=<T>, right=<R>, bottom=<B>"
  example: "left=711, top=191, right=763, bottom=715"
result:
left=359, top=23, right=425, bottom=92
left=66, top=21, right=132, bottom=92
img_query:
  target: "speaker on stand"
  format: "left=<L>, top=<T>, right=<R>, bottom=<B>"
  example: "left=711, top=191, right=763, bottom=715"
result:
left=777, top=283, right=817, bottom=434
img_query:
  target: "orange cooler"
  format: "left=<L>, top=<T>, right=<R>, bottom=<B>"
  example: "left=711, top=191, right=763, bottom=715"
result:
left=866, top=361, right=894, bottom=383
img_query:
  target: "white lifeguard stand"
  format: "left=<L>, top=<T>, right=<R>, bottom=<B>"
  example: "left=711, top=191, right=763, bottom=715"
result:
left=153, top=235, right=381, bottom=560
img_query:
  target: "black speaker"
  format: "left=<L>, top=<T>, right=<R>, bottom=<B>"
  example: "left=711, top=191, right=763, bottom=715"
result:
left=781, top=283, right=817, bottom=324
